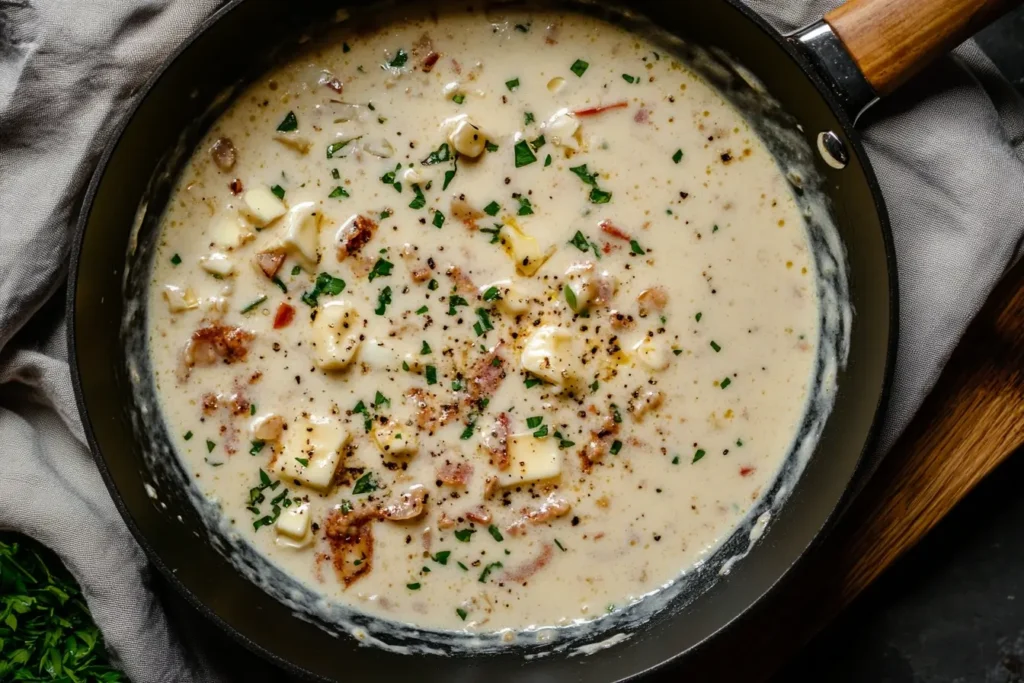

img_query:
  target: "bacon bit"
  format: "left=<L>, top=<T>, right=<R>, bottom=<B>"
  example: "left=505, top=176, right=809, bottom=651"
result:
left=503, top=544, right=554, bottom=583
left=466, top=346, right=506, bottom=405
left=507, top=494, right=572, bottom=536
left=273, top=302, right=295, bottom=329
left=437, top=512, right=456, bottom=530
left=599, top=219, right=630, bottom=241
left=465, top=507, right=492, bottom=525
left=740, top=466, right=756, bottom=477
left=609, top=310, right=635, bottom=330
left=634, top=108, right=650, bottom=124
left=228, top=178, right=243, bottom=195
left=629, top=389, right=664, bottom=422
left=637, top=287, right=668, bottom=316
left=324, top=508, right=376, bottom=588
left=422, top=51, right=440, bottom=72
left=580, top=413, right=620, bottom=472
left=573, top=101, right=628, bottom=117
left=337, top=215, right=378, bottom=260
left=255, top=249, right=286, bottom=279
left=229, top=392, right=250, bottom=416
left=210, top=137, right=236, bottom=171
left=451, top=197, right=484, bottom=230
left=437, top=461, right=473, bottom=487
left=201, top=393, right=219, bottom=415
left=406, top=387, right=438, bottom=432
left=410, top=266, right=432, bottom=283
left=248, top=371, right=263, bottom=384
left=481, top=412, right=510, bottom=469
left=379, top=485, right=428, bottom=521
left=187, top=324, right=254, bottom=366
left=483, top=476, right=500, bottom=500
left=446, top=265, right=476, bottom=295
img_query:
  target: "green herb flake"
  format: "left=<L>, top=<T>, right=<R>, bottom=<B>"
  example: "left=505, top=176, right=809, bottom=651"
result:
left=432, top=210, right=445, bottom=228
left=570, top=59, right=590, bottom=77
left=488, top=525, right=504, bottom=542
left=485, top=140, right=499, bottom=153
left=532, top=424, right=549, bottom=438
left=589, top=187, right=613, bottom=204
left=673, top=348, right=683, bottom=356
left=406, top=582, right=421, bottom=590
left=331, top=168, right=341, bottom=180
left=270, top=184, right=285, bottom=200
left=326, top=137, right=359, bottom=159
left=710, top=341, right=722, bottom=353
left=375, top=285, right=393, bottom=315
left=506, top=78, right=520, bottom=91
left=425, top=365, right=438, bottom=385
left=672, top=149, right=684, bottom=164
left=452, top=93, right=466, bottom=104
left=206, top=439, right=216, bottom=453
left=693, top=448, right=706, bottom=463
left=478, top=561, right=504, bottom=583
left=737, top=438, right=744, bottom=447
left=460, top=422, right=476, bottom=440
left=525, top=377, right=542, bottom=388
left=474, top=308, right=493, bottom=335
left=184, top=430, right=193, bottom=440
left=544, top=154, right=552, bottom=167
left=291, top=265, right=302, bottom=276
left=611, top=404, right=623, bottom=423
left=610, top=440, right=623, bottom=455
left=713, top=224, right=720, bottom=233
left=368, top=258, right=394, bottom=281
left=554, top=539, right=566, bottom=551
left=524, top=111, right=536, bottom=125
left=240, top=295, right=267, bottom=314
left=374, top=391, right=391, bottom=408
left=352, top=472, right=378, bottom=494
left=448, top=294, right=469, bottom=316
left=622, top=74, right=637, bottom=83
left=532, top=135, right=546, bottom=150
left=456, top=607, right=468, bottom=620
left=514, top=139, right=537, bottom=168
left=420, top=340, right=432, bottom=355
left=170, top=253, right=182, bottom=266
left=249, top=440, right=265, bottom=456
left=423, top=142, right=451, bottom=166
left=388, top=49, right=408, bottom=68
left=482, top=286, right=500, bottom=302
left=568, top=230, right=591, bottom=252
left=295, top=457, right=309, bottom=467
left=695, top=312, right=703, bottom=322
left=484, top=201, right=501, bottom=217
left=428, top=279, right=439, bottom=291
left=563, top=284, right=578, bottom=312
left=454, top=528, right=476, bottom=542
left=629, top=239, right=646, bottom=255
left=720, top=377, right=732, bottom=389
left=526, top=416, right=543, bottom=429
left=328, top=185, right=350, bottom=199
left=416, top=305, right=429, bottom=315
left=516, top=196, right=534, bottom=216
left=276, top=111, right=298, bottom=132
left=570, top=164, right=598, bottom=186
left=672, top=455, right=680, bottom=465
left=432, top=550, right=451, bottom=565
left=408, top=184, right=427, bottom=210
left=343, top=42, right=351, bottom=53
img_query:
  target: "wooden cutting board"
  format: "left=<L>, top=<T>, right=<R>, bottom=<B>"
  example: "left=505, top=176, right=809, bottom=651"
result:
left=661, top=259, right=1024, bottom=681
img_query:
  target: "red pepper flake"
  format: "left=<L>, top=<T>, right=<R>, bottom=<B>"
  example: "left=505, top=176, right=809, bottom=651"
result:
left=228, top=178, right=243, bottom=195
left=599, top=219, right=631, bottom=241
left=573, top=101, right=628, bottom=117
left=739, top=466, right=755, bottom=477
left=422, top=51, right=440, bottom=72
left=273, top=302, right=295, bottom=329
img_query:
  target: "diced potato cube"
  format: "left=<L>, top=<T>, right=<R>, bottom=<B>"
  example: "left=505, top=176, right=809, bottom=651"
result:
left=162, top=285, right=198, bottom=313
left=243, top=186, right=287, bottom=226
left=276, top=415, right=351, bottom=491
left=312, top=301, right=361, bottom=371
left=276, top=504, right=311, bottom=540
left=632, top=337, right=671, bottom=371
left=520, top=325, right=574, bottom=386
left=281, top=201, right=321, bottom=266
left=209, top=215, right=249, bottom=249
left=500, top=224, right=551, bottom=277
left=447, top=117, right=486, bottom=158
left=480, top=280, right=529, bottom=315
left=544, top=109, right=580, bottom=150
left=373, top=418, right=419, bottom=456
left=498, top=434, right=562, bottom=486
left=199, top=252, right=235, bottom=277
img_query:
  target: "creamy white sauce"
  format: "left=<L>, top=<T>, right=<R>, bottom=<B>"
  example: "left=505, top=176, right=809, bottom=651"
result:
left=141, top=6, right=827, bottom=640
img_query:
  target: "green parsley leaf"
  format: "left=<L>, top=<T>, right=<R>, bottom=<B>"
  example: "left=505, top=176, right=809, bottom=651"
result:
left=206, top=440, right=216, bottom=453
left=409, top=183, right=427, bottom=210
left=693, top=448, right=706, bottom=463
left=240, top=295, right=267, bottom=314
left=291, top=265, right=302, bottom=276
left=554, top=539, right=566, bottom=551
left=343, top=42, right=351, bottom=52
left=532, top=424, right=549, bottom=438
left=568, top=231, right=591, bottom=252
left=485, top=140, right=499, bottom=152
left=478, top=561, right=504, bottom=583
left=516, top=195, right=534, bottom=216
left=432, top=550, right=451, bottom=565
left=710, top=341, right=722, bottom=352
left=563, top=284, right=578, bottom=312
left=460, top=422, right=476, bottom=440
left=425, top=365, right=437, bottom=385
left=488, top=525, right=504, bottom=542
left=452, top=93, right=466, bottom=104
left=483, top=201, right=501, bottom=216
left=276, top=111, right=298, bottom=132
left=270, top=184, right=285, bottom=199
left=532, top=135, right=546, bottom=150
left=184, top=430, right=193, bottom=440
left=375, top=285, right=392, bottom=315
left=524, top=111, right=535, bottom=125
left=328, top=185, right=349, bottom=199
left=695, top=312, right=703, bottom=322
left=448, top=294, right=469, bottom=315
left=295, top=457, right=309, bottom=467
left=454, top=528, right=476, bottom=542
left=611, top=404, right=622, bottom=423
left=514, top=140, right=537, bottom=167
left=506, top=78, right=520, bottom=91
left=610, top=440, right=623, bottom=455
left=416, top=305, right=429, bottom=315
left=720, top=377, right=732, bottom=389
left=622, top=74, right=637, bottom=84
left=432, top=210, right=445, bottom=228
left=326, top=137, right=360, bottom=159
left=249, top=440, right=265, bottom=456
left=421, top=341, right=432, bottom=355
left=482, top=286, right=500, bottom=301
left=352, top=472, right=378, bottom=494
left=368, top=258, right=394, bottom=281
left=388, top=49, right=408, bottom=68
left=374, top=390, right=390, bottom=408
left=544, top=154, right=552, bottom=167
left=525, top=377, right=542, bottom=388
left=331, top=168, right=341, bottom=179
left=170, top=253, right=182, bottom=266
left=423, top=143, right=451, bottom=166
left=570, top=59, right=589, bottom=77
left=570, top=164, right=599, bottom=186
left=589, top=187, right=612, bottom=204
left=406, top=582, right=421, bottom=590
left=526, top=416, right=543, bottom=429
left=629, top=239, right=646, bottom=255
left=456, top=607, right=468, bottom=620
left=672, top=149, right=684, bottom=164
left=737, top=438, right=744, bottom=447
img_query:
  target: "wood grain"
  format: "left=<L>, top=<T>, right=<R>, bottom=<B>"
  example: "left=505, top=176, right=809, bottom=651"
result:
left=825, top=0, right=1021, bottom=95
left=664, top=260, right=1024, bottom=681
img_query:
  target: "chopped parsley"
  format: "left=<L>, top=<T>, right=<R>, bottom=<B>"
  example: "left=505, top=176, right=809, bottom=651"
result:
left=381, top=163, right=402, bottom=191
left=183, top=430, right=193, bottom=440
left=368, top=258, right=393, bottom=281
left=421, top=341, right=432, bottom=355
left=423, top=142, right=451, bottom=165
left=672, top=149, right=684, bottom=164
left=622, top=74, right=637, bottom=84
left=488, top=525, right=504, bottom=542
left=240, top=295, right=266, bottom=314
left=524, top=112, right=536, bottom=125
left=375, top=285, right=392, bottom=315
left=342, top=42, right=351, bottom=52
left=432, top=550, right=451, bottom=565
left=544, top=154, right=552, bottom=167
left=506, top=78, right=520, bottom=91
left=695, top=312, right=703, bottom=322
left=480, top=226, right=501, bottom=244
left=249, top=440, right=265, bottom=456
left=352, top=472, right=378, bottom=494
left=459, top=422, right=476, bottom=440
left=478, top=561, right=504, bottom=583
left=388, top=49, right=408, bottom=68
left=513, top=139, right=537, bottom=167
left=526, top=416, right=543, bottom=429
left=428, top=279, right=439, bottom=291
left=693, top=448, right=706, bottom=463
left=406, top=582, right=421, bottom=590
left=326, top=137, right=360, bottom=159
left=451, top=93, right=466, bottom=105
left=553, top=431, right=575, bottom=449
left=295, top=457, right=309, bottom=467
left=425, top=365, right=438, bottom=385
left=589, top=187, right=612, bottom=204
left=485, top=140, right=499, bottom=153
left=482, top=286, right=500, bottom=301
left=276, top=111, right=298, bottom=132
left=454, top=528, right=476, bottom=542
left=448, top=294, right=469, bottom=316
left=331, top=168, right=340, bottom=180
left=570, top=59, right=589, bottom=77
left=737, top=438, right=744, bottom=447
left=483, top=201, right=501, bottom=216
left=416, top=305, right=429, bottom=315
left=291, top=265, right=302, bottom=276
left=270, top=184, right=285, bottom=200
left=563, top=284, right=578, bottom=312
left=569, top=164, right=612, bottom=203
left=629, top=239, right=646, bottom=255
left=720, top=377, right=732, bottom=389
left=532, top=135, right=546, bottom=150
left=301, top=272, right=345, bottom=307
left=532, top=424, right=549, bottom=438
left=408, top=184, right=427, bottom=210
left=611, top=404, right=623, bottom=423
left=516, top=196, right=534, bottom=216
left=710, top=341, right=722, bottom=352
left=374, top=391, right=391, bottom=408
left=672, top=455, right=680, bottom=465
left=473, top=308, right=494, bottom=336
left=432, top=210, right=445, bottom=228
left=554, top=539, right=566, bottom=552
left=328, top=185, right=349, bottom=199
left=524, top=377, right=542, bottom=388
left=456, top=608, right=468, bottom=621
left=610, top=440, right=623, bottom=455
left=568, top=230, right=592, bottom=252
left=205, top=439, right=216, bottom=453
left=170, top=253, right=182, bottom=266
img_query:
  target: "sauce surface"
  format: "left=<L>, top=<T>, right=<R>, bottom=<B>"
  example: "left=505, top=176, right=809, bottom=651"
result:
left=146, top=7, right=819, bottom=633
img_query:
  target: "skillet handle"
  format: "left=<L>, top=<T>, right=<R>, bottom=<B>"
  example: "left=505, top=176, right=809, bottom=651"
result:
left=825, top=0, right=1020, bottom=96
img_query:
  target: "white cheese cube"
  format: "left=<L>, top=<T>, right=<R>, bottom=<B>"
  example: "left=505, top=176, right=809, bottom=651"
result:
left=500, top=224, right=551, bottom=277
left=312, top=300, right=362, bottom=371
left=373, top=418, right=419, bottom=457
left=276, top=504, right=311, bottom=540
left=276, top=415, right=351, bottom=491
left=544, top=109, right=580, bottom=151
left=480, top=280, right=530, bottom=315
left=162, top=285, right=198, bottom=313
left=520, top=325, right=574, bottom=386
left=199, top=252, right=236, bottom=277
left=281, top=201, right=321, bottom=266
left=243, top=186, right=287, bottom=226
left=498, top=434, right=562, bottom=486
left=632, top=337, right=671, bottom=371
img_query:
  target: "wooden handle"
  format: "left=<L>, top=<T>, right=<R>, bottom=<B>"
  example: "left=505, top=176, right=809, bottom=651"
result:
left=825, top=0, right=1020, bottom=96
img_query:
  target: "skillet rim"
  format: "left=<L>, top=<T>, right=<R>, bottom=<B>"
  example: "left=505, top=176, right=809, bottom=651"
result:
left=65, top=0, right=899, bottom=679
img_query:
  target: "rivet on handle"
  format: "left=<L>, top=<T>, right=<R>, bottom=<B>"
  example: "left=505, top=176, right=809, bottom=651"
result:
left=817, top=131, right=849, bottom=170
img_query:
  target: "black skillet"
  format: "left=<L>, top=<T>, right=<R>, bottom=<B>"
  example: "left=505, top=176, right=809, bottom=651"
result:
left=66, top=0, right=1016, bottom=679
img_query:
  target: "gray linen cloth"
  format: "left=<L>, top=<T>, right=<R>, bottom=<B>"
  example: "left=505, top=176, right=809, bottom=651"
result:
left=1, top=0, right=1023, bottom=680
